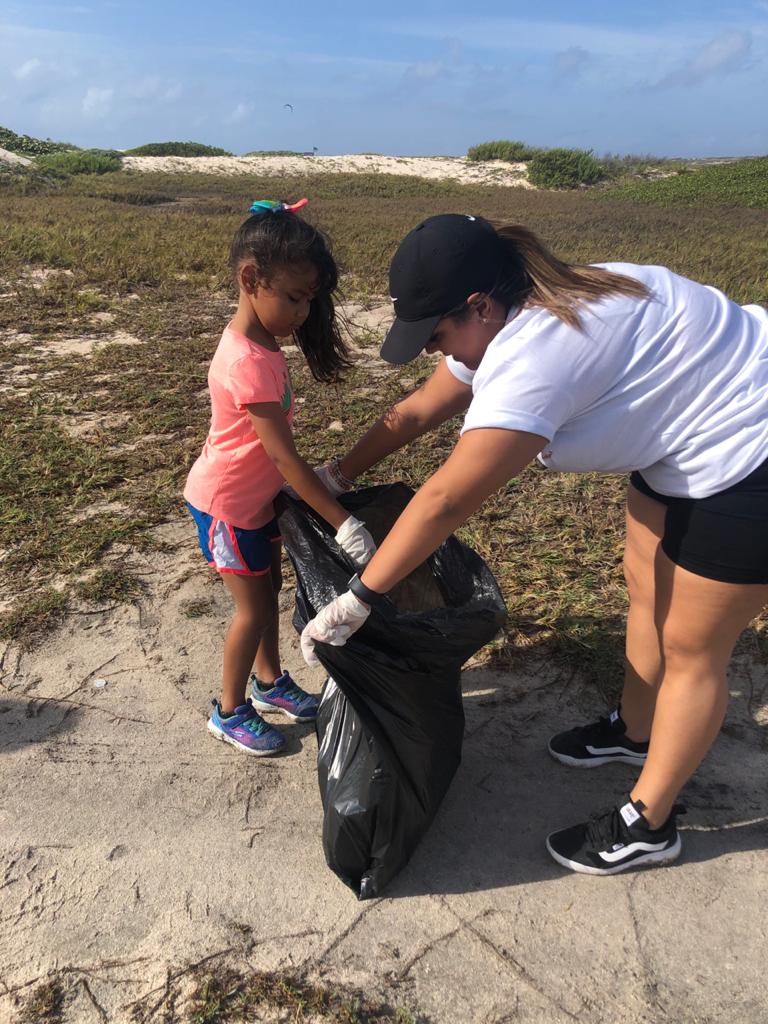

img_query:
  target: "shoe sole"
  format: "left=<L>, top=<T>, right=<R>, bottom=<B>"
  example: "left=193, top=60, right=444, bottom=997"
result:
left=207, top=718, right=285, bottom=757
left=545, top=834, right=682, bottom=875
left=547, top=745, right=647, bottom=768
left=250, top=698, right=317, bottom=723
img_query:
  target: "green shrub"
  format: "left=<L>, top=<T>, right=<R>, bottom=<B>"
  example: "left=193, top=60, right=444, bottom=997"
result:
left=528, top=148, right=605, bottom=189
left=244, top=150, right=304, bottom=157
left=467, top=140, right=542, bottom=162
left=125, top=141, right=232, bottom=156
left=35, top=149, right=123, bottom=176
left=0, top=124, right=78, bottom=157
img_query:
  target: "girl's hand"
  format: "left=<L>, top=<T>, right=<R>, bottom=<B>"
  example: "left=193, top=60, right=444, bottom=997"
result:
left=335, top=516, right=377, bottom=566
left=300, top=591, right=371, bottom=667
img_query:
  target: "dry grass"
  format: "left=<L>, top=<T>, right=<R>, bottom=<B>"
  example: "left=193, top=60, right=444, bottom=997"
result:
left=1, top=169, right=767, bottom=690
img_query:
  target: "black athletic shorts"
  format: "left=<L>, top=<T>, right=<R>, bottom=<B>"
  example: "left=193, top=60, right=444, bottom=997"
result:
left=629, top=455, right=768, bottom=584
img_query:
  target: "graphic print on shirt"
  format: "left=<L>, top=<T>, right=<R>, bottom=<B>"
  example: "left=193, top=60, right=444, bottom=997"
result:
left=280, top=370, right=292, bottom=414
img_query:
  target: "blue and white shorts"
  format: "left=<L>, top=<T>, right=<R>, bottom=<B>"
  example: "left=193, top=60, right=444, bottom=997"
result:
left=186, top=502, right=281, bottom=576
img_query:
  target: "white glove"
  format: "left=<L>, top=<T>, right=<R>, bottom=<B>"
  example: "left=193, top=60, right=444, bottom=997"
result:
left=335, top=515, right=377, bottom=566
left=301, top=590, right=371, bottom=667
left=315, top=460, right=353, bottom=497
left=281, top=460, right=353, bottom=500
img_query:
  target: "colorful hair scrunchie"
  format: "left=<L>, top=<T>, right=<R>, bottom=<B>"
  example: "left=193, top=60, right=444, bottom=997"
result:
left=249, top=198, right=309, bottom=215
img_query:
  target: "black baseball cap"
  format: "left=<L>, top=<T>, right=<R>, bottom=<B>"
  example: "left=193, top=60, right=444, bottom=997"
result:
left=380, top=213, right=504, bottom=365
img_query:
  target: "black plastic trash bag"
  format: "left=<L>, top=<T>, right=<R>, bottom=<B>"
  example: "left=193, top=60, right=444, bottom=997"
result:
left=276, top=483, right=507, bottom=899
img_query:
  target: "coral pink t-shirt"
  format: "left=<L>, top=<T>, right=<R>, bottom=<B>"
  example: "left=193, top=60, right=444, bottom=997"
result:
left=184, top=325, right=294, bottom=529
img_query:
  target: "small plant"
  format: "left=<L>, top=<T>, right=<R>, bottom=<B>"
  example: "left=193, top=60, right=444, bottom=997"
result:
left=467, top=140, right=542, bottom=162
left=36, top=149, right=122, bottom=176
left=528, top=148, right=605, bottom=189
left=17, top=980, right=65, bottom=1024
left=74, top=566, right=144, bottom=604
left=126, top=141, right=232, bottom=157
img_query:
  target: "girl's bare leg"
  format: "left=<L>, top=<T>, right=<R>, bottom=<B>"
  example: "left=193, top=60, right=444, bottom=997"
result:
left=253, top=541, right=283, bottom=685
left=220, top=571, right=278, bottom=714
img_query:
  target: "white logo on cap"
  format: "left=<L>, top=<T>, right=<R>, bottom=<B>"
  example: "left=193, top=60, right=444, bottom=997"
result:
left=466, top=215, right=476, bottom=221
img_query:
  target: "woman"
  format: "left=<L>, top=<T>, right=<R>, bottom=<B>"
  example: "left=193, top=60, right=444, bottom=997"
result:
left=301, top=213, right=768, bottom=875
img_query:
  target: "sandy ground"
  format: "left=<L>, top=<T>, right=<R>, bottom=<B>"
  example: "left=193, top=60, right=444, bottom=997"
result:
left=121, top=153, right=534, bottom=187
left=2, top=306, right=768, bottom=1023
left=0, top=148, right=32, bottom=168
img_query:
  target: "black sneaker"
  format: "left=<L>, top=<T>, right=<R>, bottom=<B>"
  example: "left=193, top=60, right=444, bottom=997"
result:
left=548, top=707, right=649, bottom=768
left=546, top=797, right=685, bottom=875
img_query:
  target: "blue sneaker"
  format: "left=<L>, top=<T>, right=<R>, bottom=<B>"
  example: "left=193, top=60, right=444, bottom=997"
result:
left=207, top=698, right=285, bottom=756
left=250, top=670, right=320, bottom=722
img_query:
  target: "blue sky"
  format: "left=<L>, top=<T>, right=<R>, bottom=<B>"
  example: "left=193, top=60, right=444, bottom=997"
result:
left=1, top=1, right=766, bottom=157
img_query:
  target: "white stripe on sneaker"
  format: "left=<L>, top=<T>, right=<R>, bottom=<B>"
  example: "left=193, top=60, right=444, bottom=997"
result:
left=598, top=839, right=670, bottom=863
left=586, top=744, right=646, bottom=758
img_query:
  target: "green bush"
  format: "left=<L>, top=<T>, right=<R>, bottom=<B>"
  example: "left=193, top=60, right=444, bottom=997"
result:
left=467, top=140, right=542, bottom=162
left=35, top=149, right=123, bottom=176
left=125, top=141, right=232, bottom=156
left=244, top=150, right=304, bottom=157
left=528, top=148, right=605, bottom=189
left=0, top=124, right=78, bottom=157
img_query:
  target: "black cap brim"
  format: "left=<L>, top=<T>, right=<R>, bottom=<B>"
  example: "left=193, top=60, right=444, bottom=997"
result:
left=379, top=313, right=441, bottom=365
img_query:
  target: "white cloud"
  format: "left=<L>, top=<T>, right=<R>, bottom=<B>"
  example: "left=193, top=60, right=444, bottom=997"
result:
left=14, top=57, right=42, bottom=79
left=225, top=102, right=253, bottom=124
left=82, top=86, right=113, bottom=117
left=653, top=30, right=752, bottom=88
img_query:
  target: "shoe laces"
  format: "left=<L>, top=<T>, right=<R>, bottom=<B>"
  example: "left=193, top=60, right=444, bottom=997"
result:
left=241, top=706, right=271, bottom=736
left=586, top=806, right=627, bottom=849
left=278, top=677, right=309, bottom=704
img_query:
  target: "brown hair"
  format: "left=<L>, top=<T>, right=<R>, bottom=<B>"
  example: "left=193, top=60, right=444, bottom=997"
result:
left=450, top=223, right=650, bottom=329
left=230, top=206, right=351, bottom=383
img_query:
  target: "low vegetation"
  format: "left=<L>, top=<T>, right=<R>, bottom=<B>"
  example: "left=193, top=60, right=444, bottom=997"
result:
left=0, top=124, right=77, bottom=157
left=125, top=141, right=232, bottom=157
left=600, top=155, right=768, bottom=209
left=35, top=149, right=123, bottom=176
left=1, top=162, right=766, bottom=684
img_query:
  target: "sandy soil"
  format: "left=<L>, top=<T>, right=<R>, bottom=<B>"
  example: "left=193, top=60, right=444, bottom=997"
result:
left=0, top=147, right=32, bottom=168
left=121, top=153, right=534, bottom=187
left=2, top=302, right=767, bottom=1023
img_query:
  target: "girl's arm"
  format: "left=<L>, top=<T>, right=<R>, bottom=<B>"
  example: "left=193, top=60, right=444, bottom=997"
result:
left=247, top=403, right=349, bottom=531
left=359, top=427, right=547, bottom=594
left=338, top=358, right=473, bottom=481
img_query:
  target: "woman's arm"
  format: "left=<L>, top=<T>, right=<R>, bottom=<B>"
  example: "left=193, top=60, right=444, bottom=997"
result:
left=299, top=426, right=547, bottom=665
left=338, top=357, right=473, bottom=481
left=359, top=427, right=548, bottom=594
left=247, top=403, right=348, bottom=530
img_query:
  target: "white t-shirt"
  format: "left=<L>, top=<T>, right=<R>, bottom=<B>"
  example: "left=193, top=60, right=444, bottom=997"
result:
left=446, top=264, right=768, bottom=498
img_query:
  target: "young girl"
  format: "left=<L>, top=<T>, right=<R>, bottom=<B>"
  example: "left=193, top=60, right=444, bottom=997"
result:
left=184, top=198, right=375, bottom=756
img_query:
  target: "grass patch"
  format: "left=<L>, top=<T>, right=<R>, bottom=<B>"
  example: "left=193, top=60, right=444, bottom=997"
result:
left=0, top=589, right=69, bottom=648
left=1, top=168, right=766, bottom=683
left=16, top=981, right=65, bottom=1024
left=184, top=969, right=419, bottom=1024
left=599, top=156, right=768, bottom=209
